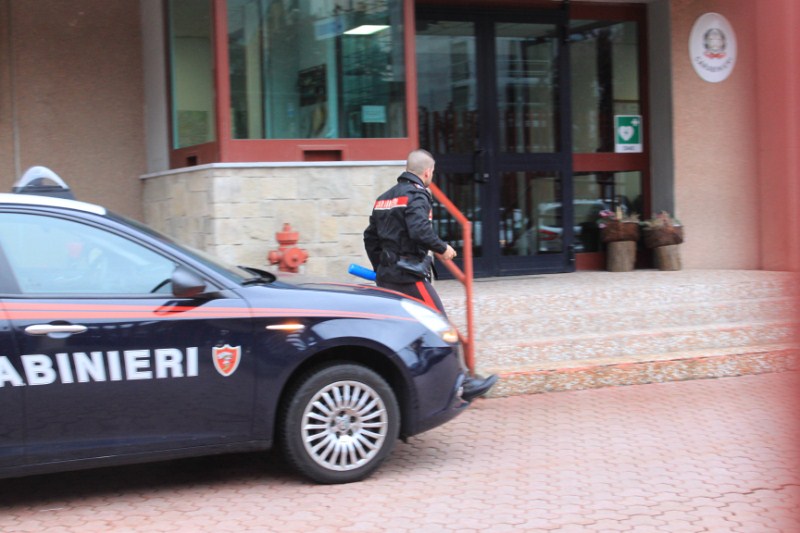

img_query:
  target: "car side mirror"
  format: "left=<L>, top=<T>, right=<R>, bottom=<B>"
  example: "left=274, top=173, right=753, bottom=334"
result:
left=171, top=265, right=207, bottom=298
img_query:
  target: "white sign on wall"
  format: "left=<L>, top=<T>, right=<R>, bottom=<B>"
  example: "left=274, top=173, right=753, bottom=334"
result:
left=689, top=13, right=737, bottom=83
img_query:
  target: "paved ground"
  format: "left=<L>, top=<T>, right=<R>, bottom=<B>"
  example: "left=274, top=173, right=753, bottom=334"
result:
left=1, top=372, right=798, bottom=533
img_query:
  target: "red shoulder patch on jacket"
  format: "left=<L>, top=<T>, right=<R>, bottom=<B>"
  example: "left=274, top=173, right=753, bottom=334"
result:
left=374, top=196, right=409, bottom=210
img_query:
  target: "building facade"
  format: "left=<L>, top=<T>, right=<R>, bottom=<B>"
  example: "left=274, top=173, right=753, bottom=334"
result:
left=1, top=0, right=798, bottom=280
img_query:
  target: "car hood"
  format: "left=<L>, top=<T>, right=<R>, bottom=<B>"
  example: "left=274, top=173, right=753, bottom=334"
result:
left=295, top=281, right=407, bottom=300
left=292, top=281, right=413, bottom=303
left=257, top=273, right=408, bottom=301
left=236, top=279, right=418, bottom=317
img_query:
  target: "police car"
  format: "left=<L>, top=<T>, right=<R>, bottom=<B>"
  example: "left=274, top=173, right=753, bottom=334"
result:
left=0, top=170, right=469, bottom=484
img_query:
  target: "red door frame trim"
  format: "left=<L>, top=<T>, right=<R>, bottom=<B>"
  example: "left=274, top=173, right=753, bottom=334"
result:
left=213, top=0, right=232, bottom=163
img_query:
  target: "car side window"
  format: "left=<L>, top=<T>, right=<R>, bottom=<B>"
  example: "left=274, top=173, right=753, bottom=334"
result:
left=0, top=212, right=177, bottom=295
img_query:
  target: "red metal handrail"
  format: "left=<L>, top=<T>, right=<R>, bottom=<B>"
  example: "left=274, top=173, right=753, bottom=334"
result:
left=429, top=183, right=475, bottom=374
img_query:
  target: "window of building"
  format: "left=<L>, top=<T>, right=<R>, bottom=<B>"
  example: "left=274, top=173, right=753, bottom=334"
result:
left=227, top=0, right=406, bottom=140
left=573, top=170, right=643, bottom=253
left=568, top=7, right=649, bottom=266
left=168, top=0, right=216, bottom=150
left=571, top=20, right=640, bottom=153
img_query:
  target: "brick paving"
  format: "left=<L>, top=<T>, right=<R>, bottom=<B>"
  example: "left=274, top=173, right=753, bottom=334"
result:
left=1, top=372, right=798, bottom=532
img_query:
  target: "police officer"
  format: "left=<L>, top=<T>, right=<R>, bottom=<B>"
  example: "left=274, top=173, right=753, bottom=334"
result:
left=364, top=149, right=497, bottom=402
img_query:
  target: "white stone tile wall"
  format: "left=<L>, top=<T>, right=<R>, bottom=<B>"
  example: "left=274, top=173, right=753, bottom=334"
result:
left=141, top=164, right=404, bottom=280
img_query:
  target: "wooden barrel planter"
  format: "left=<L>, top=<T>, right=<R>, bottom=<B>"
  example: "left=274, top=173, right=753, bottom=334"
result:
left=643, top=225, right=684, bottom=271
left=653, top=244, right=682, bottom=271
left=601, top=221, right=640, bottom=272
left=606, top=241, right=637, bottom=272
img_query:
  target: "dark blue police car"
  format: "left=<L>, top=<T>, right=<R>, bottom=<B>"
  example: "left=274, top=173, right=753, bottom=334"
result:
left=0, top=181, right=469, bottom=484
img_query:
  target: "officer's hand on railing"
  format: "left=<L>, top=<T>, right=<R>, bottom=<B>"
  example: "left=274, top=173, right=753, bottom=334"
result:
left=437, top=244, right=457, bottom=261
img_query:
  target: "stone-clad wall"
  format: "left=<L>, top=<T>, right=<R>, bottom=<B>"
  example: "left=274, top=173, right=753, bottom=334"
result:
left=141, top=163, right=404, bottom=280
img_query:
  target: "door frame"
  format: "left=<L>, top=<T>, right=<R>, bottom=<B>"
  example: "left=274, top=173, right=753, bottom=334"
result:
left=416, top=4, right=575, bottom=277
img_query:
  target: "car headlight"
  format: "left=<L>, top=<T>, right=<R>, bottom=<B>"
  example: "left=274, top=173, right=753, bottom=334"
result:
left=400, top=300, right=460, bottom=344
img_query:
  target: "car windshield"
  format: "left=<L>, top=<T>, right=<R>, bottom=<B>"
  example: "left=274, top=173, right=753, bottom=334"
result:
left=108, top=212, right=257, bottom=283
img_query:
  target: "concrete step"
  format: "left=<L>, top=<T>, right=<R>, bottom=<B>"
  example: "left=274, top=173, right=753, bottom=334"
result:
left=473, top=321, right=798, bottom=369
left=433, top=270, right=800, bottom=397
left=450, top=297, right=800, bottom=341
left=484, top=344, right=800, bottom=397
left=439, top=270, right=799, bottom=314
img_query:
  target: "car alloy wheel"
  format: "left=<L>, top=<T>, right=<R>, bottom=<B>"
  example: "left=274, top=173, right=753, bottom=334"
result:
left=281, top=363, right=399, bottom=484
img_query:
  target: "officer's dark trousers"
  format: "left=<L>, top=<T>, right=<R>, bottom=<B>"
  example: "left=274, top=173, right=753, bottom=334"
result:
left=377, top=279, right=446, bottom=317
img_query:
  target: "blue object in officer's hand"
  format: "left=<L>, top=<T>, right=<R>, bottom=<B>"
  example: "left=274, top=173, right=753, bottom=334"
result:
left=348, top=264, right=376, bottom=281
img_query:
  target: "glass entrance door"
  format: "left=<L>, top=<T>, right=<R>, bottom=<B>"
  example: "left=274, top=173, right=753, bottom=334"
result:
left=417, top=8, right=573, bottom=277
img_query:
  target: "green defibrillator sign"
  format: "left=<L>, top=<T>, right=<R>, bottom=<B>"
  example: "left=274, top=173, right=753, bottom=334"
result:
left=614, top=115, right=643, bottom=153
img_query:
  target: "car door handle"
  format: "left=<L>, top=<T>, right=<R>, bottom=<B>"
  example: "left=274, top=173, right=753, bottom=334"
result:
left=25, top=324, right=88, bottom=336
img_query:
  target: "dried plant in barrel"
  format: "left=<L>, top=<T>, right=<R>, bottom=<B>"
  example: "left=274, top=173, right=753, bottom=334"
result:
left=597, top=208, right=641, bottom=243
left=642, top=211, right=684, bottom=248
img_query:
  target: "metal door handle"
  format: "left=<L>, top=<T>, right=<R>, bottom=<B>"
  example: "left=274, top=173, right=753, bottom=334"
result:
left=25, top=324, right=88, bottom=336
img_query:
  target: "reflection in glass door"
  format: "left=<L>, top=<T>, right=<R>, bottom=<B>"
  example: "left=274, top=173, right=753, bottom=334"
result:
left=416, top=19, right=482, bottom=258
left=496, top=23, right=558, bottom=155
left=495, top=22, right=564, bottom=263
left=417, top=9, right=573, bottom=277
left=500, top=172, right=562, bottom=256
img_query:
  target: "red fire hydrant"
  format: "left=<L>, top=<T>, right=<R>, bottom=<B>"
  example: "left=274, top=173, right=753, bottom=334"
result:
left=267, top=223, right=308, bottom=273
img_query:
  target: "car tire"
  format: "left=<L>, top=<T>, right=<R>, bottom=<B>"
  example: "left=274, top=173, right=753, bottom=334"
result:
left=280, top=363, right=400, bottom=484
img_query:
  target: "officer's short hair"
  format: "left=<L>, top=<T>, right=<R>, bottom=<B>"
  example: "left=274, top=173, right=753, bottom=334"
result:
left=407, top=149, right=435, bottom=175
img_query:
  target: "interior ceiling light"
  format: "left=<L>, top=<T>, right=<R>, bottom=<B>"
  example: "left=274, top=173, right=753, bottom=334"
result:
left=344, top=25, right=389, bottom=35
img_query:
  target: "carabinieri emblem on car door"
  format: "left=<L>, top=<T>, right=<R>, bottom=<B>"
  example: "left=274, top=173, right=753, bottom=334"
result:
left=212, top=344, right=241, bottom=377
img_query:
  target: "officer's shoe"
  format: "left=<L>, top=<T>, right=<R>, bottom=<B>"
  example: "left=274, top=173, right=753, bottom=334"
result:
left=462, top=374, right=499, bottom=402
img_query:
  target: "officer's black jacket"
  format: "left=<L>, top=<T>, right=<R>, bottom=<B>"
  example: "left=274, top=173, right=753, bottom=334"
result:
left=364, top=171, right=448, bottom=284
